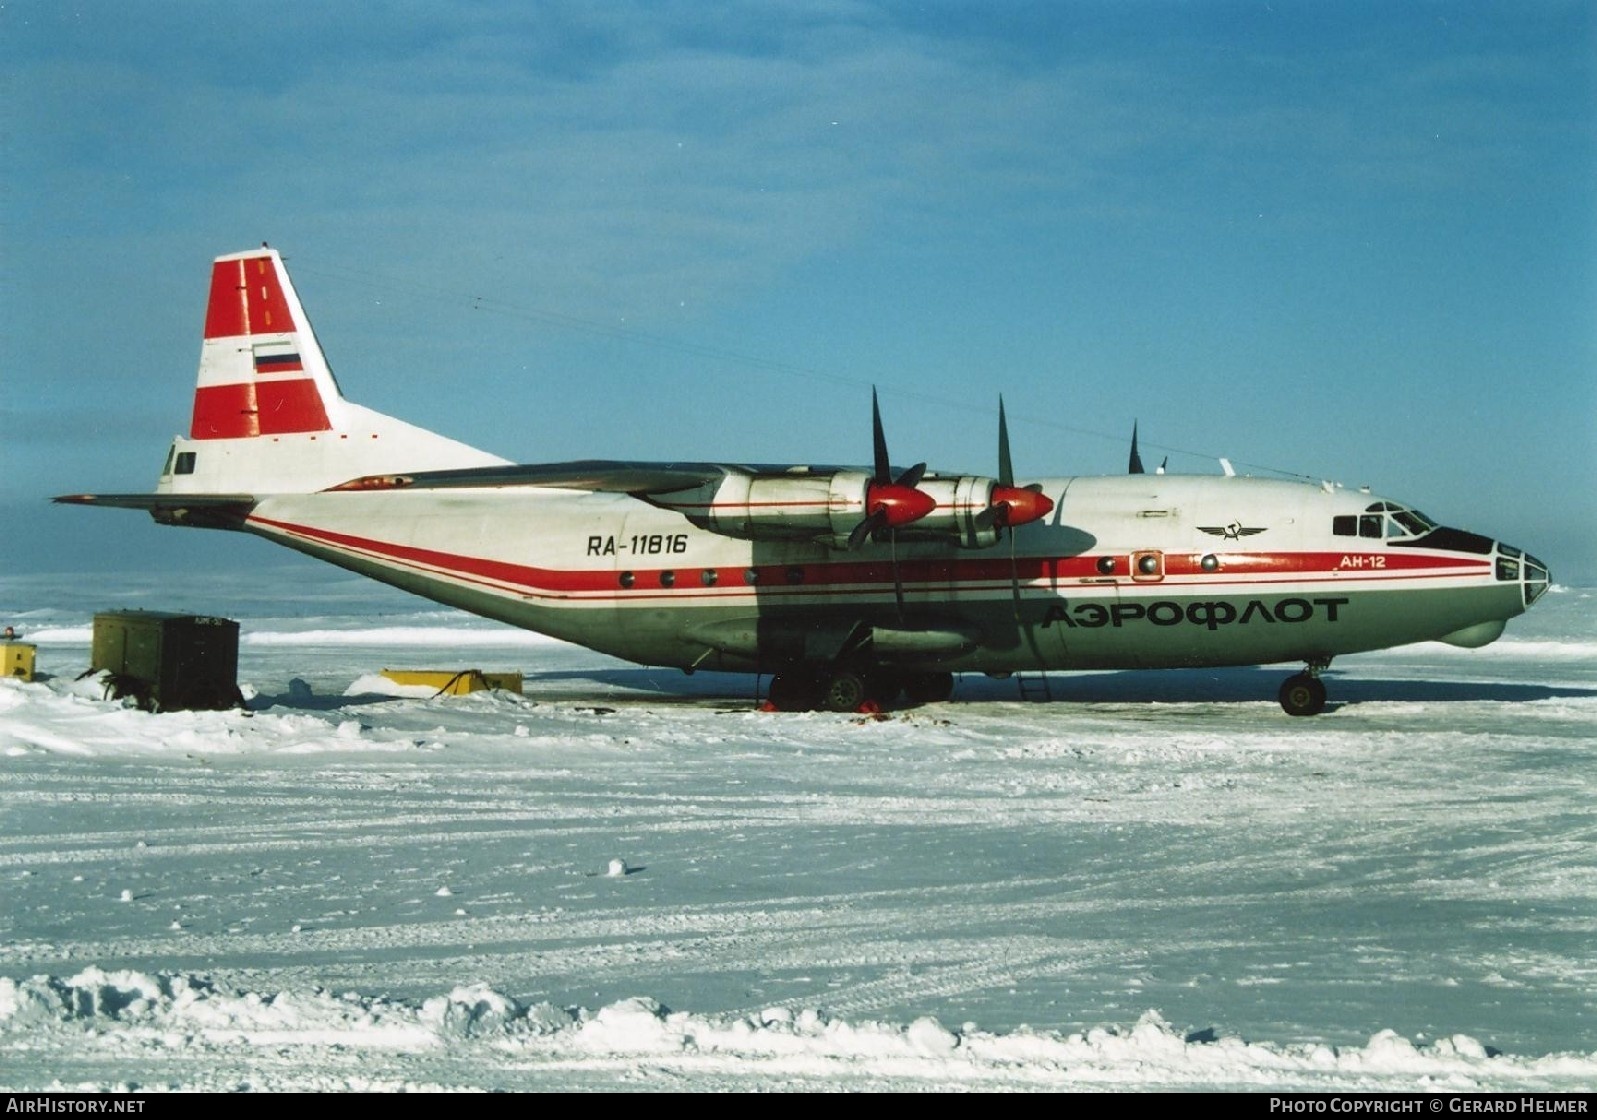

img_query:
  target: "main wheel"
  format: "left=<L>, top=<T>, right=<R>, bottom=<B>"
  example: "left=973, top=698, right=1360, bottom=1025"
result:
left=767, top=674, right=818, bottom=711
left=818, top=669, right=867, bottom=712
left=902, top=671, right=955, bottom=705
left=1278, top=673, right=1327, bottom=717
left=864, top=671, right=904, bottom=707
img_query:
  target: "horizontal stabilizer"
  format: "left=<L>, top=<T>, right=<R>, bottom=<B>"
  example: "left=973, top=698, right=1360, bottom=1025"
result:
left=54, top=492, right=255, bottom=530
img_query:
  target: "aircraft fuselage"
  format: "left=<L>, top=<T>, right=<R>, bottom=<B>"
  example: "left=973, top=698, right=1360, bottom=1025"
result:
left=239, top=472, right=1543, bottom=678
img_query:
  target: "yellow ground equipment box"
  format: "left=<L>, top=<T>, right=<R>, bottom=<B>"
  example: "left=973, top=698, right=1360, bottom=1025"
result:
left=91, top=611, right=240, bottom=712
left=380, top=669, right=524, bottom=696
left=2, top=642, right=36, bottom=681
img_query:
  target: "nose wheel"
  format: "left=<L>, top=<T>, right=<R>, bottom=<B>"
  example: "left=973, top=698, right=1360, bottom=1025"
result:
left=1278, top=660, right=1330, bottom=716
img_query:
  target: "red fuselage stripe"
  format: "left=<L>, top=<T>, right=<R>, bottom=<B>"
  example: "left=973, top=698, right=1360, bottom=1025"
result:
left=249, top=514, right=1494, bottom=604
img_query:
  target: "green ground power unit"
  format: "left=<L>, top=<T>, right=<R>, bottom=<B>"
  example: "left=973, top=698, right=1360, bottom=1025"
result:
left=91, top=611, right=241, bottom=712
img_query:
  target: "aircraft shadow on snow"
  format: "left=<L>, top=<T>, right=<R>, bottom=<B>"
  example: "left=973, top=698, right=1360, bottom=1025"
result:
left=252, top=668, right=1595, bottom=713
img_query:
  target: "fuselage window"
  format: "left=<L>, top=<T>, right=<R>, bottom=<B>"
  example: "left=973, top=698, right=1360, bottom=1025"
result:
left=174, top=452, right=197, bottom=475
left=1333, top=515, right=1357, bottom=537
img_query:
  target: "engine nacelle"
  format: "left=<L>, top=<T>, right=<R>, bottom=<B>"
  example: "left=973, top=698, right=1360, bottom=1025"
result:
left=898, top=475, right=1003, bottom=549
left=651, top=469, right=881, bottom=544
left=885, top=477, right=1053, bottom=547
left=649, top=468, right=1050, bottom=549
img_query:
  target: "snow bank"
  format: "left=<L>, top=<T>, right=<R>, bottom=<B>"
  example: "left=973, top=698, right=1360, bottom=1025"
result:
left=3, top=970, right=1594, bottom=1093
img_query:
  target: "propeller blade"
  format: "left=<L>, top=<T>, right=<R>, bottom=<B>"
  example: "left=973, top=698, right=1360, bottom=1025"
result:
left=894, top=462, right=927, bottom=490
left=1128, top=421, right=1145, bottom=475
left=998, top=396, right=1014, bottom=488
left=847, top=508, right=887, bottom=551
left=981, top=396, right=1053, bottom=531
left=870, top=387, right=891, bottom=484
left=854, top=388, right=933, bottom=548
left=890, top=526, right=906, bottom=621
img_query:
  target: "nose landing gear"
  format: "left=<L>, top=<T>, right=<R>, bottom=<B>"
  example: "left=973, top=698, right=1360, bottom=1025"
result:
left=1279, top=658, right=1331, bottom=716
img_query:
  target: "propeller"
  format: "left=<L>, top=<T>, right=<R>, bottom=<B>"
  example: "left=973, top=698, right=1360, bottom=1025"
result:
left=1128, top=420, right=1145, bottom=475
left=846, top=388, right=934, bottom=550
left=982, top=396, right=1054, bottom=531
left=986, top=397, right=1054, bottom=673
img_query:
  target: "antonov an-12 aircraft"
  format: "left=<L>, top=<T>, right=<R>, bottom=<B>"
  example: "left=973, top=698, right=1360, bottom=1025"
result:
left=59, top=247, right=1551, bottom=715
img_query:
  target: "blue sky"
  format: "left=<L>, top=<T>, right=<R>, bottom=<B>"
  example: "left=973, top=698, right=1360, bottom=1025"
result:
left=4, top=1, right=1594, bottom=580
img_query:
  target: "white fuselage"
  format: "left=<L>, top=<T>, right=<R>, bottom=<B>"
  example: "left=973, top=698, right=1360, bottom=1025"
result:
left=239, top=473, right=1537, bottom=676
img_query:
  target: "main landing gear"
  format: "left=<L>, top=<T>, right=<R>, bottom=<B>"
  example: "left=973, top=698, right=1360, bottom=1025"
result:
left=764, top=668, right=955, bottom=713
left=1278, top=659, right=1331, bottom=717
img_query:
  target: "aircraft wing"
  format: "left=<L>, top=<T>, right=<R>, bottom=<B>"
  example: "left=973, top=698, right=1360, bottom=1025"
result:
left=323, top=460, right=815, bottom=495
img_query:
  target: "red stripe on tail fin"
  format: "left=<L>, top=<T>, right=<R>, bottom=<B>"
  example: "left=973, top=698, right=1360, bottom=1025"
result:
left=191, top=249, right=337, bottom=440
left=191, top=379, right=332, bottom=439
left=203, top=255, right=294, bottom=340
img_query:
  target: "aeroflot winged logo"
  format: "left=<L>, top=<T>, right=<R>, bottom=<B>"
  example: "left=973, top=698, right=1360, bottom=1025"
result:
left=1198, top=522, right=1268, bottom=540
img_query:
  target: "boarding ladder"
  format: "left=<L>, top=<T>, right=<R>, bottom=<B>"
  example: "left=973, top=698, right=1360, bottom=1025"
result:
left=1015, top=672, right=1053, bottom=702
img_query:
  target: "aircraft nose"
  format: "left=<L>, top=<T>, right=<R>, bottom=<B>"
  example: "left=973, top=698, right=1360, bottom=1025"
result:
left=1495, top=543, right=1551, bottom=607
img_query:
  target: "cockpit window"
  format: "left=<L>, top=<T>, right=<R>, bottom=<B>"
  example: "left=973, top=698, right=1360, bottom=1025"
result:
left=1334, top=502, right=1437, bottom=541
left=1391, top=508, right=1436, bottom=536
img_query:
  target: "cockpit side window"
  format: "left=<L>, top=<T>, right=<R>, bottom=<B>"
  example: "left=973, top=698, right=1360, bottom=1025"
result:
left=1359, top=514, right=1383, bottom=538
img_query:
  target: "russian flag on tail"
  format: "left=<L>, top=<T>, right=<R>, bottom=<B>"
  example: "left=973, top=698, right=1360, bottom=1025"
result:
left=252, top=343, right=304, bottom=375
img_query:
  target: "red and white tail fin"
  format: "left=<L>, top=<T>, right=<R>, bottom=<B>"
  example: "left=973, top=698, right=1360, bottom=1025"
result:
left=191, top=248, right=348, bottom=440
left=160, top=247, right=508, bottom=495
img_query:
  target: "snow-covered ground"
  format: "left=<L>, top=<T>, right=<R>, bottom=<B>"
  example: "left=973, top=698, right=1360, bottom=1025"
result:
left=2, top=568, right=1594, bottom=1091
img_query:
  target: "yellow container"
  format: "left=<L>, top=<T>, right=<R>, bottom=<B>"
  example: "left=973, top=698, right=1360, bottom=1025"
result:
left=380, top=669, right=523, bottom=696
left=2, top=642, right=36, bottom=681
